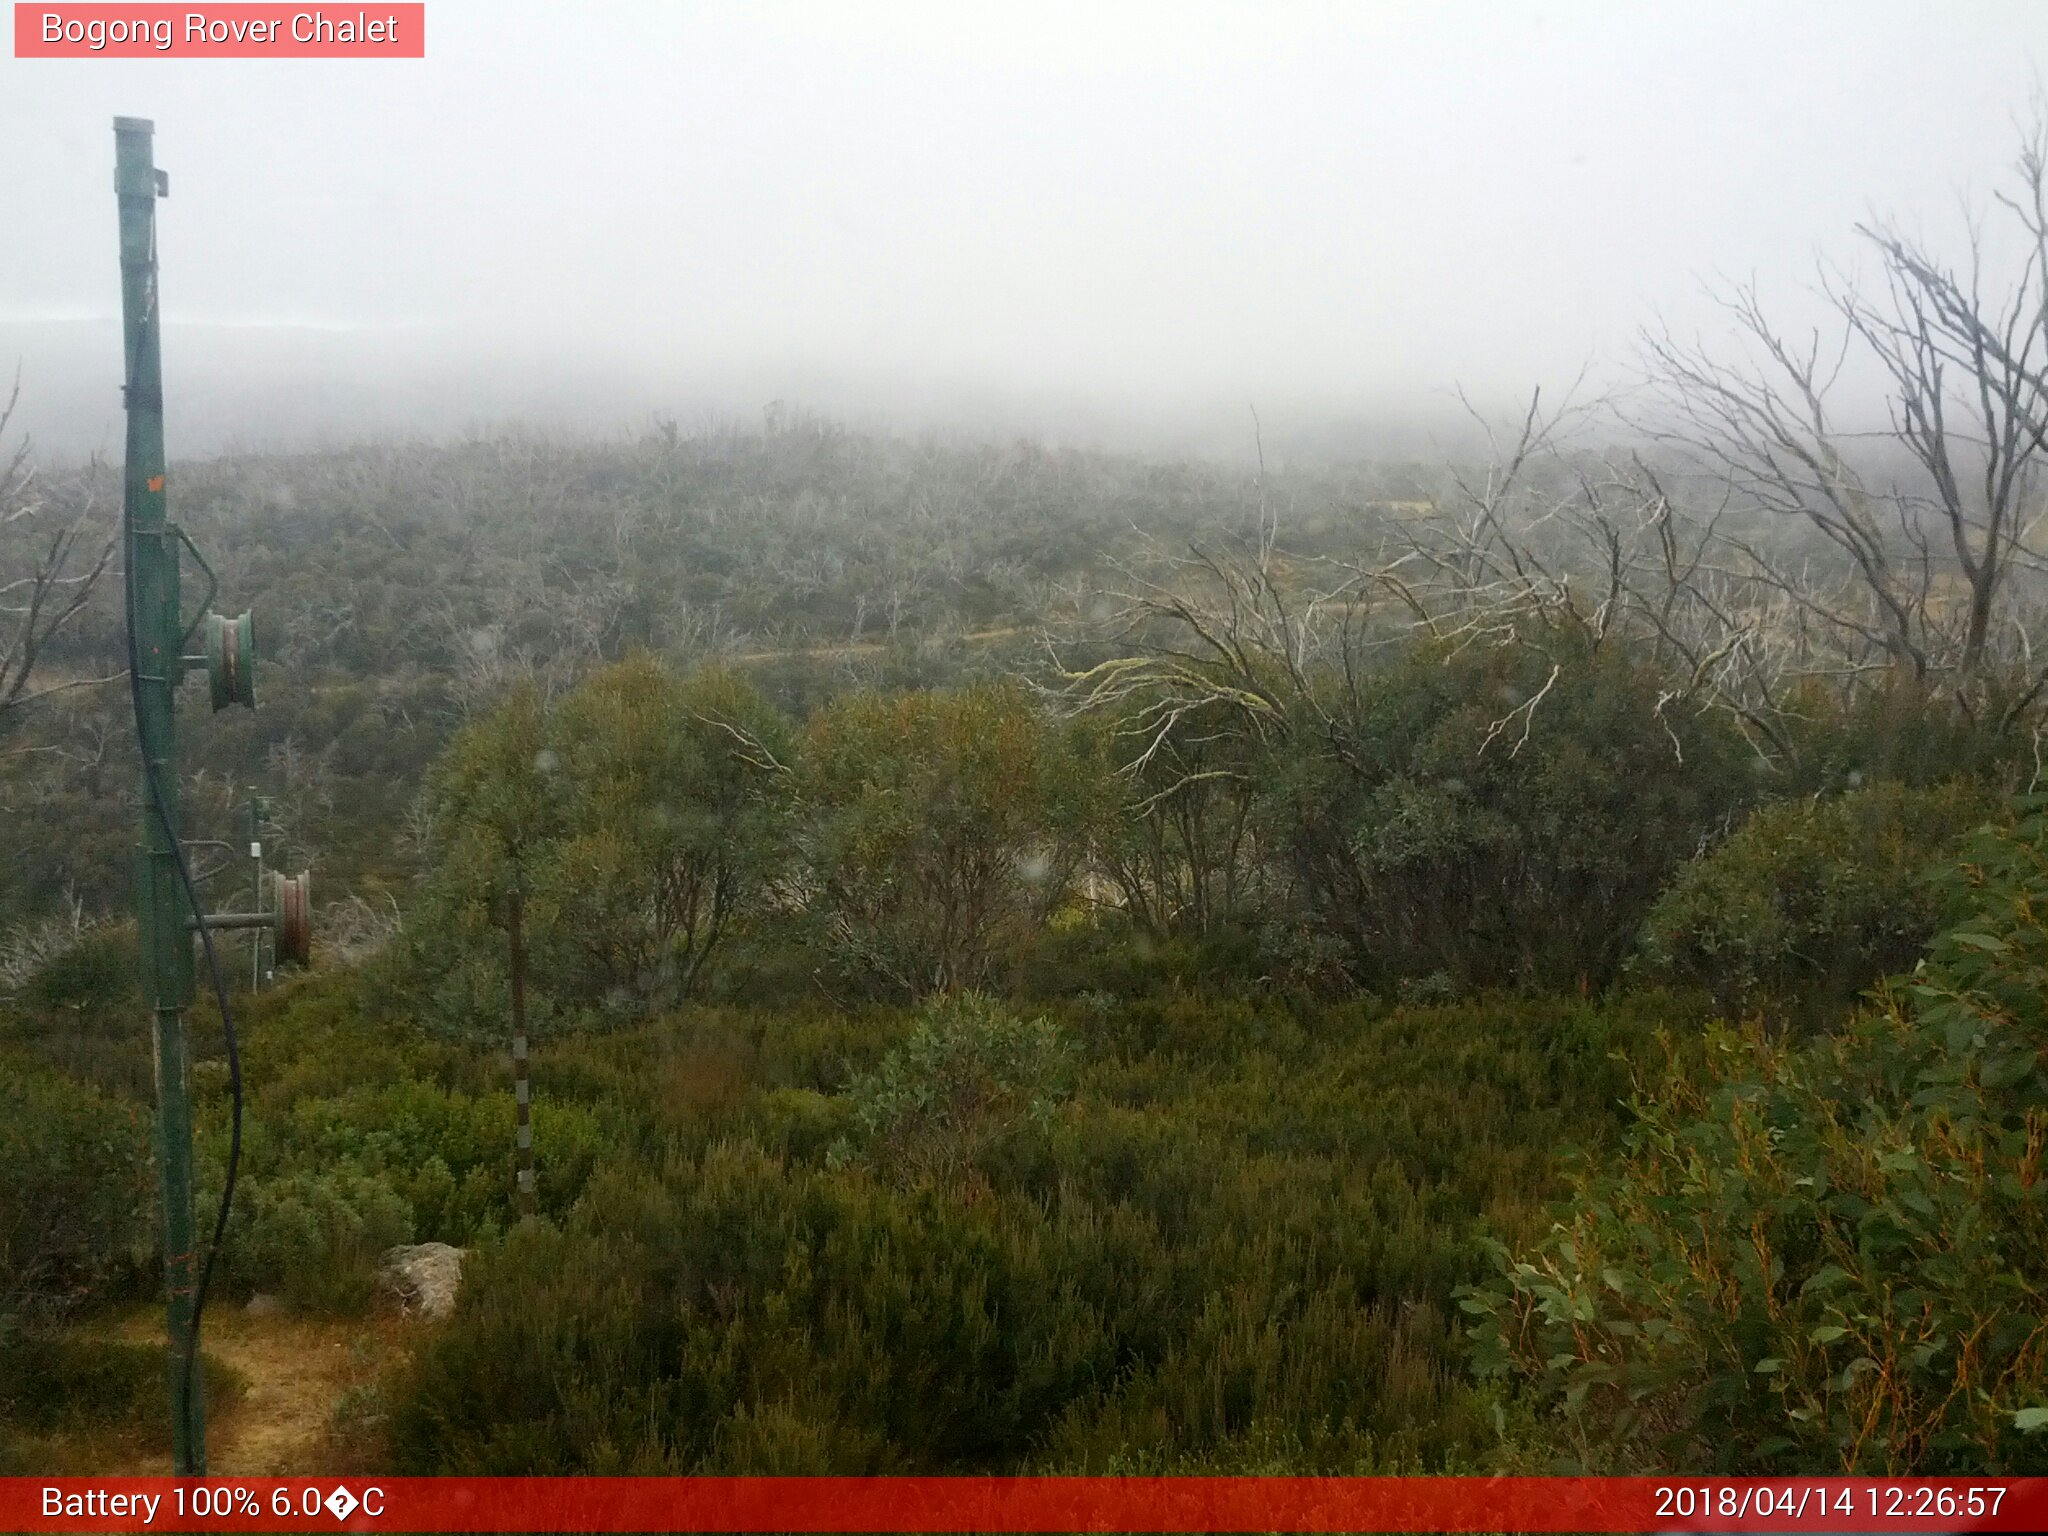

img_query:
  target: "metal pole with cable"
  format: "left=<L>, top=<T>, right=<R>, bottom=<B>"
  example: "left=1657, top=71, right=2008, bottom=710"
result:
left=114, top=116, right=311, bottom=1476
left=114, top=114, right=209, bottom=1476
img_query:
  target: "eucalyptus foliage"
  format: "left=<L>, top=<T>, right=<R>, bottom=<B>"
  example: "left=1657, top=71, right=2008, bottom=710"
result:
left=410, top=661, right=794, bottom=1028
left=800, top=682, right=1100, bottom=996
left=1462, top=803, right=2048, bottom=1472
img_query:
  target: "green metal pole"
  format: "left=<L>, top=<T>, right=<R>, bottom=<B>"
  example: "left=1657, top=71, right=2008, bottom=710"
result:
left=115, top=115, right=205, bottom=1476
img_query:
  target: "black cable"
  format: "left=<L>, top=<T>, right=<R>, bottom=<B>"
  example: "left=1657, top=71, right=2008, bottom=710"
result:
left=122, top=260, right=242, bottom=1464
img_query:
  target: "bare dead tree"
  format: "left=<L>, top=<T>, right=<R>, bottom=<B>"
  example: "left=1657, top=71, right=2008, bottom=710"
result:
left=1639, top=108, right=2048, bottom=718
left=1052, top=402, right=1407, bottom=881
left=1059, top=376, right=1892, bottom=788
left=0, top=375, right=117, bottom=733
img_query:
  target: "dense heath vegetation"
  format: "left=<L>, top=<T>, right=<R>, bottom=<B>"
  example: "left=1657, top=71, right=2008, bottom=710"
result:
left=5, top=406, right=2048, bottom=1478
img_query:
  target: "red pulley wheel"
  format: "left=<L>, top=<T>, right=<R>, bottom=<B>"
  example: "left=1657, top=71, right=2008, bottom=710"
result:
left=272, top=870, right=311, bottom=964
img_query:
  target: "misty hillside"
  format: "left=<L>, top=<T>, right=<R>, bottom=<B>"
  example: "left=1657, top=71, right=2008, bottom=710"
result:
left=8, top=389, right=2048, bottom=1481
left=9, top=0, right=2048, bottom=1497
left=2, top=416, right=1456, bottom=924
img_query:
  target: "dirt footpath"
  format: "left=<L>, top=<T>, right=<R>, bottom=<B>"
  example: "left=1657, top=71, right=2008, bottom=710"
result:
left=101, top=1307, right=408, bottom=1476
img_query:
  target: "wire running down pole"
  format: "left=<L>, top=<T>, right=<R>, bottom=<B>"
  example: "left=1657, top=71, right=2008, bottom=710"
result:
left=114, top=114, right=207, bottom=1477
left=116, top=116, right=294, bottom=1477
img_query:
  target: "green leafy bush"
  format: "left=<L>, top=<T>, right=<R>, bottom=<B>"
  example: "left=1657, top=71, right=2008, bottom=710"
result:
left=0, top=1053, right=152, bottom=1326
left=406, top=661, right=797, bottom=1031
left=190, top=996, right=615, bottom=1310
left=1782, top=680, right=2038, bottom=794
left=1, top=921, right=150, bottom=1098
left=827, top=992, right=1074, bottom=1186
left=800, top=683, right=1102, bottom=996
left=403, top=681, right=562, bottom=1040
left=1461, top=802, right=2048, bottom=1473
left=19, top=922, right=136, bottom=1023
left=538, top=659, right=794, bottom=1012
left=1269, top=644, right=1753, bottom=991
left=1636, top=779, right=1994, bottom=1022
left=213, top=1167, right=413, bottom=1312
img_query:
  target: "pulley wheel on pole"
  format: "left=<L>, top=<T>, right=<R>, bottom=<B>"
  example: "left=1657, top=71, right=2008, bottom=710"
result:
left=205, top=610, right=256, bottom=710
left=270, top=870, right=311, bottom=964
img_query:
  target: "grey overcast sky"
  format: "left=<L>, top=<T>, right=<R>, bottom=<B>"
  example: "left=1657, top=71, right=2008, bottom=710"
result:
left=2, top=1, right=2045, bottom=454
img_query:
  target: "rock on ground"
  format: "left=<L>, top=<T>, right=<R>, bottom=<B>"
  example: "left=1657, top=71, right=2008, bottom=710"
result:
left=379, top=1242, right=466, bottom=1320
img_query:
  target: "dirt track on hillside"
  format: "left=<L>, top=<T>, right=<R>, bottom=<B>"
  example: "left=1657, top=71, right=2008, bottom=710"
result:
left=98, top=1306, right=408, bottom=1476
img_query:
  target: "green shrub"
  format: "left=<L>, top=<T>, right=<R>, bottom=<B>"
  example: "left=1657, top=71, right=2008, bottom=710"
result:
left=1782, top=680, right=2037, bottom=793
left=401, top=681, right=562, bottom=1041
left=1462, top=802, right=2048, bottom=1473
left=1269, top=644, right=1753, bottom=992
left=537, top=659, right=794, bottom=1011
left=1, top=921, right=150, bottom=1099
left=387, top=987, right=1660, bottom=1476
left=389, top=1142, right=1135, bottom=1473
left=20, top=922, right=137, bottom=1023
left=405, top=661, right=797, bottom=1031
left=193, top=1057, right=615, bottom=1310
left=0, top=1053, right=152, bottom=1326
left=827, top=992, right=1074, bottom=1186
left=752, top=1087, right=853, bottom=1161
left=216, top=1167, right=415, bottom=1312
left=800, top=683, right=1102, bottom=996
left=1636, top=779, right=1995, bottom=1022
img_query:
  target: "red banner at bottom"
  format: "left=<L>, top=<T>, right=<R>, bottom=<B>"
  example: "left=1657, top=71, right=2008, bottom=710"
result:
left=8, top=1476, right=2046, bottom=1533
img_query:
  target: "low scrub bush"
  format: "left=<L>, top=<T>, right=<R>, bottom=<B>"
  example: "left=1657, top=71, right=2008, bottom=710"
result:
left=387, top=988, right=1661, bottom=1474
left=1, top=1053, right=152, bottom=1327
left=0, top=921, right=149, bottom=1098
left=213, top=1167, right=415, bottom=1312
left=1636, top=779, right=1995, bottom=1023
left=827, top=992, right=1074, bottom=1187
left=1, top=1334, right=243, bottom=1441
left=189, top=997, right=616, bottom=1310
